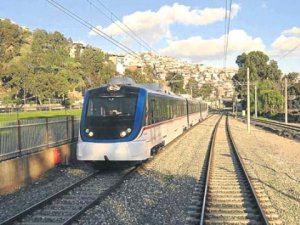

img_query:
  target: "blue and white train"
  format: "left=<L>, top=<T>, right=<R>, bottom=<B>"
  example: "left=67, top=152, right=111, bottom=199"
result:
left=77, top=78, right=208, bottom=161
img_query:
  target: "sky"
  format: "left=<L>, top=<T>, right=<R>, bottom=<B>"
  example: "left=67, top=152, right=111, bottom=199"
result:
left=1, top=0, right=300, bottom=73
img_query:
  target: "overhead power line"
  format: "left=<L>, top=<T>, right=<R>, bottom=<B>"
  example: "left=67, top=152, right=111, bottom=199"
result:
left=277, top=41, right=300, bottom=62
left=46, top=0, right=140, bottom=58
left=88, top=0, right=156, bottom=53
left=224, top=0, right=233, bottom=73
left=87, top=0, right=163, bottom=78
left=223, top=0, right=228, bottom=69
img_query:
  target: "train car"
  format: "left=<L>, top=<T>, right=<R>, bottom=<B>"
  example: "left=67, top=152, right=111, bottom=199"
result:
left=77, top=78, right=208, bottom=162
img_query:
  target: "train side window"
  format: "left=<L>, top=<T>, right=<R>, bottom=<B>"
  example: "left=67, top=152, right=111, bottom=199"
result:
left=150, top=99, right=156, bottom=124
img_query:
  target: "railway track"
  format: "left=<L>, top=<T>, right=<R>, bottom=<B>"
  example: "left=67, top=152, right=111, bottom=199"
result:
left=1, top=115, right=215, bottom=225
left=186, top=115, right=280, bottom=225
left=237, top=116, right=300, bottom=139
left=0, top=167, right=136, bottom=225
left=250, top=118, right=300, bottom=132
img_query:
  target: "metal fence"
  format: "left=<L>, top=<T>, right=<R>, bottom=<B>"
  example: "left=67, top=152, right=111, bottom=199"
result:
left=0, top=116, right=80, bottom=162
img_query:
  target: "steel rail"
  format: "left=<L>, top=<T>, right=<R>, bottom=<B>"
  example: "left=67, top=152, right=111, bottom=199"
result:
left=199, top=114, right=223, bottom=225
left=226, top=116, right=269, bottom=225
left=236, top=116, right=300, bottom=132
left=1, top=113, right=214, bottom=225
left=199, top=115, right=269, bottom=225
left=0, top=172, right=98, bottom=225
left=62, top=167, right=137, bottom=225
left=251, top=118, right=300, bottom=131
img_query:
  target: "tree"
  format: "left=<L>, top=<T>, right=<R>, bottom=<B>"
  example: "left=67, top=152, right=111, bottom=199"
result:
left=101, top=62, right=118, bottom=83
left=256, top=80, right=284, bottom=114
left=233, top=51, right=283, bottom=114
left=286, top=72, right=299, bottom=85
left=233, top=51, right=282, bottom=85
left=0, top=19, right=27, bottom=65
left=199, top=83, right=214, bottom=100
left=78, top=47, right=105, bottom=87
left=0, top=19, right=29, bottom=102
left=124, top=68, right=143, bottom=83
left=236, top=79, right=285, bottom=115
left=31, top=29, right=70, bottom=68
left=143, top=65, right=155, bottom=82
left=0, top=20, right=120, bottom=104
left=266, top=60, right=281, bottom=81
left=165, top=72, right=185, bottom=94
left=185, top=78, right=201, bottom=97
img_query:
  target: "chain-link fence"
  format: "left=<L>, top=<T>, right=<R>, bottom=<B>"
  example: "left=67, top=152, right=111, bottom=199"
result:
left=0, top=116, right=80, bottom=162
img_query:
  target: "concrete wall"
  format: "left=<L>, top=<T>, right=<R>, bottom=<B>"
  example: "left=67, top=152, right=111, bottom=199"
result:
left=0, top=142, right=77, bottom=194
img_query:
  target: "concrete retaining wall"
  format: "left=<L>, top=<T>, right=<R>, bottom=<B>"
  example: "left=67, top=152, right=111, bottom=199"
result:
left=0, top=142, right=77, bottom=194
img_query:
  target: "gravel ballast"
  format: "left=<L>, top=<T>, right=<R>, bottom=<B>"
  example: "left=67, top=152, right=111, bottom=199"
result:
left=229, top=118, right=300, bottom=225
left=78, top=116, right=218, bottom=225
left=0, top=162, right=94, bottom=222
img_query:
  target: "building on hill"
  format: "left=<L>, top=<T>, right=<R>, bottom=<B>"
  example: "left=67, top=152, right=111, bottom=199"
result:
left=69, top=43, right=86, bottom=58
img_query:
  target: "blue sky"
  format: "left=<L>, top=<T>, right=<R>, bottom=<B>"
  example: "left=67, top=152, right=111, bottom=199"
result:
left=1, top=0, right=300, bottom=73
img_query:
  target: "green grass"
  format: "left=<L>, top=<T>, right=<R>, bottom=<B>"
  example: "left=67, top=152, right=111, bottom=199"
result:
left=257, top=116, right=271, bottom=121
left=0, top=109, right=82, bottom=123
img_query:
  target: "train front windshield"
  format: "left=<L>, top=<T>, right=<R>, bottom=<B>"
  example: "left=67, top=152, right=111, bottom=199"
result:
left=82, top=87, right=140, bottom=140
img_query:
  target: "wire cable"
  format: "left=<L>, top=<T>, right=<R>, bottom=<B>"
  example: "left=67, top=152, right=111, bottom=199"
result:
left=277, top=42, right=300, bottom=62
left=223, top=0, right=228, bottom=69
left=47, top=0, right=140, bottom=58
left=224, top=0, right=233, bottom=73
left=94, top=0, right=156, bottom=53
left=86, top=0, right=152, bottom=53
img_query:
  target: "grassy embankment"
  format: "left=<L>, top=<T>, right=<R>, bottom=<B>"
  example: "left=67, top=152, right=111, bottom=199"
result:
left=0, top=109, right=82, bottom=123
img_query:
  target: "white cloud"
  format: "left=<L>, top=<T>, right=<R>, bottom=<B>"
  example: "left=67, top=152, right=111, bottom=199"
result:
left=282, top=26, right=300, bottom=36
left=271, top=28, right=300, bottom=58
left=272, top=35, right=300, bottom=52
left=159, top=30, right=265, bottom=62
left=89, top=3, right=240, bottom=45
left=261, top=2, right=267, bottom=8
left=89, top=25, right=103, bottom=36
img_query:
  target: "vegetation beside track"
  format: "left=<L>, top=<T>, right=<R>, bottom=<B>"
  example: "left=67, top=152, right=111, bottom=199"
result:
left=0, top=109, right=81, bottom=123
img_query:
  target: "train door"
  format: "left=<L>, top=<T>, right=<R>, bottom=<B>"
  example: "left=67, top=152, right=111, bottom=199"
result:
left=186, top=99, right=189, bottom=127
left=200, top=102, right=202, bottom=120
left=150, top=98, right=156, bottom=124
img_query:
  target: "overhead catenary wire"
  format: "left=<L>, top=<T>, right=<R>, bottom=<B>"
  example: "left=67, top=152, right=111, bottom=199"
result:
left=277, top=41, right=300, bottom=62
left=86, top=0, right=151, bottom=53
left=47, top=0, right=177, bottom=80
left=46, top=0, right=140, bottom=58
left=86, top=0, right=162, bottom=78
left=223, top=0, right=228, bottom=69
left=224, top=0, right=233, bottom=73
left=94, top=0, right=157, bottom=53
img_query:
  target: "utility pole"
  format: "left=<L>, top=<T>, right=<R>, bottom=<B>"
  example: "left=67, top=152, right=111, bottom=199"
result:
left=232, top=92, right=235, bottom=114
left=247, top=68, right=251, bottom=133
left=254, top=85, right=257, bottom=118
left=285, top=76, right=288, bottom=124
left=23, top=80, right=26, bottom=105
left=235, top=98, right=238, bottom=117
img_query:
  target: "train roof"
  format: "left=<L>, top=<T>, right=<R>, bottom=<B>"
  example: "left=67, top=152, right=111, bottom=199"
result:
left=110, top=77, right=188, bottom=99
left=88, top=77, right=206, bottom=102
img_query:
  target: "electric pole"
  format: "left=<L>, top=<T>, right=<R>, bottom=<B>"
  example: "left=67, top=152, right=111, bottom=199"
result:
left=285, top=76, right=288, bottom=124
left=247, top=68, right=251, bottom=133
left=254, top=85, right=257, bottom=118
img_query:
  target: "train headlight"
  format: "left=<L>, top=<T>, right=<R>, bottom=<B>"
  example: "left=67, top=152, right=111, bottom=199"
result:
left=85, top=129, right=89, bottom=133
left=126, top=128, right=132, bottom=133
left=88, top=131, right=94, bottom=137
left=120, top=131, right=127, bottom=137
